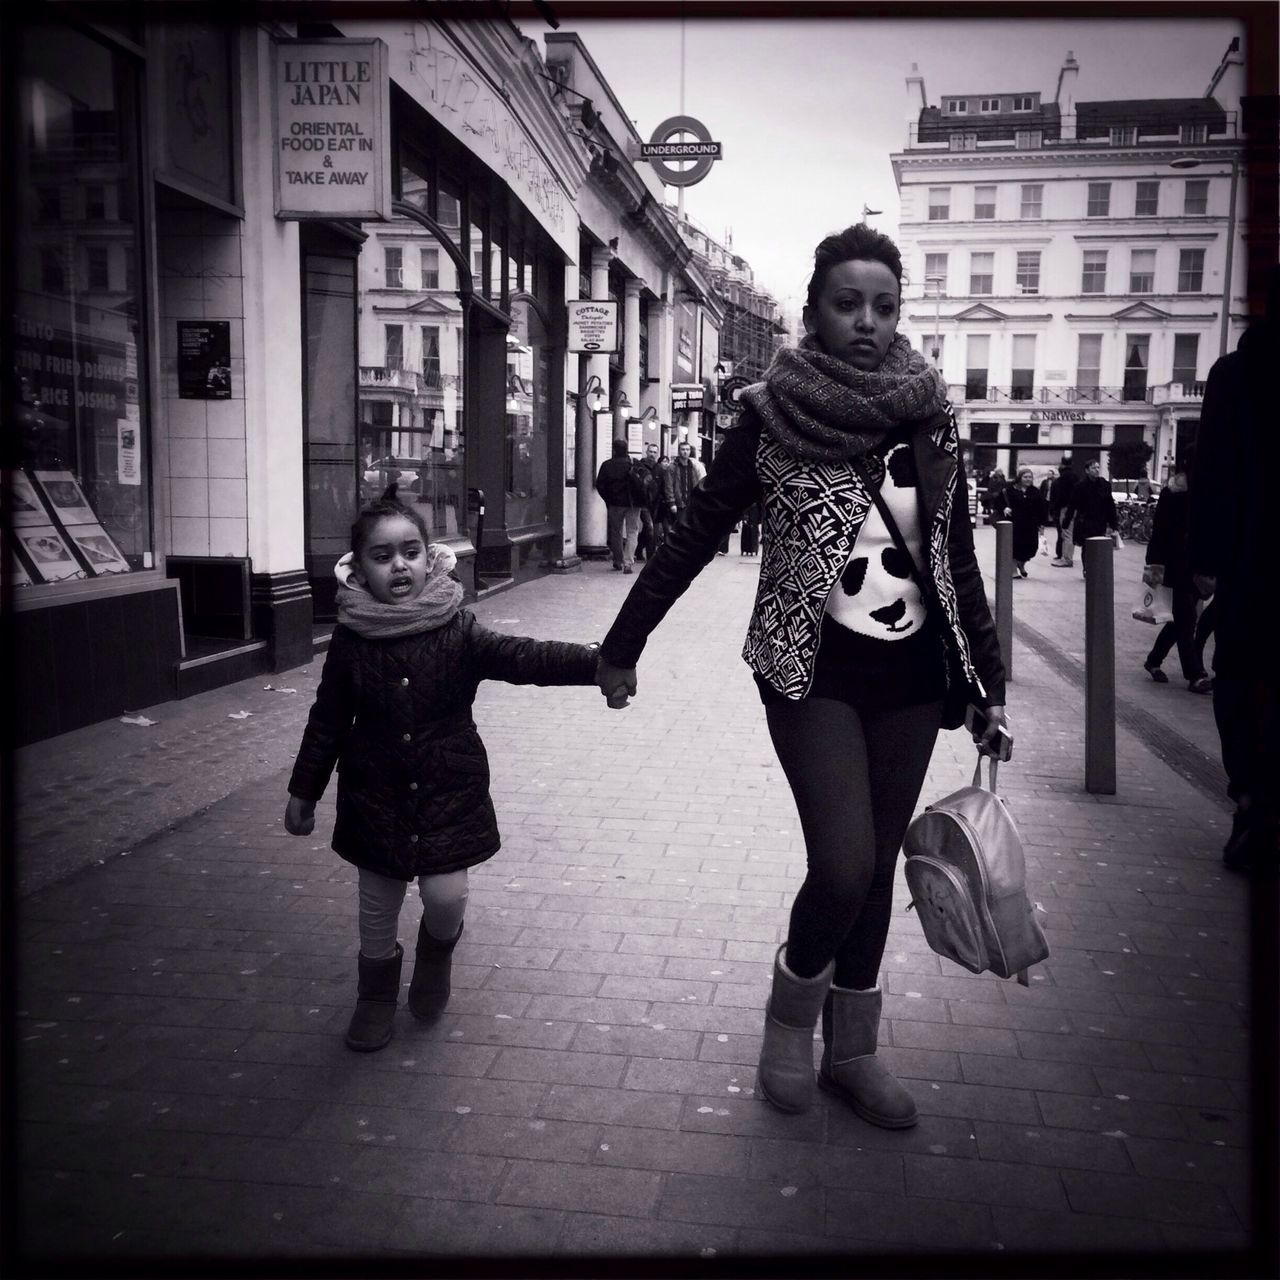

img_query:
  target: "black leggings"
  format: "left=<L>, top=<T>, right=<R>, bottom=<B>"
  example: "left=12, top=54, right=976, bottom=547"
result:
left=765, top=697, right=942, bottom=990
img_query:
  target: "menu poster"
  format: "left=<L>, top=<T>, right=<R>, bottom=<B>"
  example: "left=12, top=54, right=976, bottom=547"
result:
left=10, top=472, right=53, bottom=527
left=1, top=530, right=34, bottom=587
left=33, top=470, right=97, bottom=526
left=14, top=525, right=85, bottom=583
left=117, top=421, right=142, bottom=486
left=178, top=320, right=232, bottom=400
left=65, top=525, right=131, bottom=575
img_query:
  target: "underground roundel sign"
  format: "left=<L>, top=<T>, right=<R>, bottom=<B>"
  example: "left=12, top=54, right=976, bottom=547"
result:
left=641, top=115, right=722, bottom=187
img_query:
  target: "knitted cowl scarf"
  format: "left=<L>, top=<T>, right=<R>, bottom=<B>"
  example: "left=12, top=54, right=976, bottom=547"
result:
left=740, top=332, right=948, bottom=464
left=333, top=542, right=464, bottom=639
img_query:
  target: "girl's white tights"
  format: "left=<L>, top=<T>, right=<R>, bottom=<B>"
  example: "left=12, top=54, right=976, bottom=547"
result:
left=358, top=866, right=469, bottom=959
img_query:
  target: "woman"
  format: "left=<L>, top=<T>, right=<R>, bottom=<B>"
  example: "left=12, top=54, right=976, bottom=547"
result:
left=594, top=225, right=1007, bottom=1128
left=1004, top=466, right=1048, bottom=577
left=1143, top=463, right=1213, bottom=694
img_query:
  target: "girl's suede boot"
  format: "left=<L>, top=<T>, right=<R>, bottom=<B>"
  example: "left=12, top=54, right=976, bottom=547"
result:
left=818, top=983, right=918, bottom=1128
left=408, top=920, right=463, bottom=1020
left=345, top=943, right=402, bottom=1052
left=756, top=945, right=834, bottom=1113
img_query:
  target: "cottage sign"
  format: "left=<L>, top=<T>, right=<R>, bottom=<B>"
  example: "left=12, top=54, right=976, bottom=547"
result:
left=273, top=38, right=391, bottom=220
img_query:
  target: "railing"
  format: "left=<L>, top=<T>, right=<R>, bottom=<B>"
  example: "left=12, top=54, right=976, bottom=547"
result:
left=359, top=366, right=421, bottom=392
left=950, top=383, right=1157, bottom=406
left=1151, top=380, right=1206, bottom=404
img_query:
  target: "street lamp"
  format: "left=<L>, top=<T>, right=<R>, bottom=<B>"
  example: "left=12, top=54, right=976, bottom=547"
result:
left=925, top=274, right=945, bottom=366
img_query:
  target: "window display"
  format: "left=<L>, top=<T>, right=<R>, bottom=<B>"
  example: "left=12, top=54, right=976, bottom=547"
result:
left=8, top=22, right=150, bottom=588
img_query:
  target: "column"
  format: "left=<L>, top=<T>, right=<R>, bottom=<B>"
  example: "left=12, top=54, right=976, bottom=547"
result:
left=575, top=246, right=612, bottom=554
left=623, top=278, right=642, bottom=428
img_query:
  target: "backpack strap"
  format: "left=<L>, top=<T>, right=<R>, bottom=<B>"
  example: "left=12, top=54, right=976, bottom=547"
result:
left=970, top=754, right=999, bottom=792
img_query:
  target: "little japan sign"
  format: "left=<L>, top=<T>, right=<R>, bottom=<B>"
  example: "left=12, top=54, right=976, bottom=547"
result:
left=273, top=38, right=391, bottom=220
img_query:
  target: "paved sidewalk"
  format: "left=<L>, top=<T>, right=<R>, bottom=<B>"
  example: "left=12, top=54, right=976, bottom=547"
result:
left=9, top=536, right=1272, bottom=1269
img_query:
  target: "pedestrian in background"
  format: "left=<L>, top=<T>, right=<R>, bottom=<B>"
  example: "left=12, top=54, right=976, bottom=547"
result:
left=284, top=486, right=600, bottom=1051
left=740, top=500, right=762, bottom=556
left=983, top=469, right=1007, bottom=525
left=1189, top=265, right=1280, bottom=874
left=668, top=439, right=706, bottom=523
left=634, top=442, right=662, bottom=562
left=594, top=223, right=1007, bottom=1129
left=1142, top=462, right=1213, bottom=694
left=651, top=451, right=676, bottom=548
left=1048, top=461, right=1078, bottom=565
left=1059, top=458, right=1116, bottom=574
left=595, top=437, right=641, bottom=573
left=1004, top=466, right=1047, bottom=578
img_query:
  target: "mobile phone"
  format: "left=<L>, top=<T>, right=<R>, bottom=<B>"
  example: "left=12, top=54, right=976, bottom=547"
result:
left=964, top=704, right=1013, bottom=762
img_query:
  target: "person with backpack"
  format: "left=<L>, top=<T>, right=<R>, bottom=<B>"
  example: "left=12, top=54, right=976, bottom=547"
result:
left=594, top=437, right=642, bottom=573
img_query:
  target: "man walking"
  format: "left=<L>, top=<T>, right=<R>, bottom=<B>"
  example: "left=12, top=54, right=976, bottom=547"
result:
left=1048, top=460, right=1078, bottom=566
left=668, top=440, right=706, bottom=524
left=634, top=442, right=662, bottom=562
left=595, top=438, right=641, bottom=574
left=1059, top=459, right=1115, bottom=573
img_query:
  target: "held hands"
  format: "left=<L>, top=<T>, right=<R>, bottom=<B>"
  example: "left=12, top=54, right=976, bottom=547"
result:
left=284, top=794, right=315, bottom=836
left=595, top=656, right=637, bottom=709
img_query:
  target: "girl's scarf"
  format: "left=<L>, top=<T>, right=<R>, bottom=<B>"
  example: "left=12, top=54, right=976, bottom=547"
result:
left=740, top=333, right=947, bottom=464
left=333, top=543, right=464, bottom=639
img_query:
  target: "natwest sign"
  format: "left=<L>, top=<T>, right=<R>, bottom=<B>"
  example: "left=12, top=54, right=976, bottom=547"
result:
left=273, top=38, right=391, bottom=220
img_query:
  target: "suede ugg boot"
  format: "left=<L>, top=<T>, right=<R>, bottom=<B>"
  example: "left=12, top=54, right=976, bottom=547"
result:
left=756, top=945, right=834, bottom=1114
left=818, top=983, right=917, bottom=1128
left=345, top=943, right=403, bottom=1052
left=408, top=919, right=463, bottom=1021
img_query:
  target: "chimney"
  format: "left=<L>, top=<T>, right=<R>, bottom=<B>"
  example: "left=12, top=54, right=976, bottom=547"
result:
left=906, top=61, right=927, bottom=122
left=1205, top=36, right=1244, bottom=112
left=1056, top=50, right=1080, bottom=139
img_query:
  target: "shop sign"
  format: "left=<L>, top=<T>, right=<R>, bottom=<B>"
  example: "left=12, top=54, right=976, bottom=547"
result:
left=1031, top=409, right=1087, bottom=422
left=643, top=115, right=722, bottom=187
left=273, top=38, right=391, bottom=220
left=567, top=300, right=618, bottom=354
left=671, top=383, right=705, bottom=413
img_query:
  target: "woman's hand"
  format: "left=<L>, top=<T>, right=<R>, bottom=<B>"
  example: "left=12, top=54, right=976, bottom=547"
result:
left=284, top=795, right=315, bottom=836
left=1142, top=564, right=1164, bottom=587
left=595, top=656, right=637, bottom=709
left=975, top=704, right=1008, bottom=756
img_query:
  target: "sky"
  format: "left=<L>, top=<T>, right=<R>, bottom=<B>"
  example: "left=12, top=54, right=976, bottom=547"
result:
left=518, top=12, right=1247, bottom=325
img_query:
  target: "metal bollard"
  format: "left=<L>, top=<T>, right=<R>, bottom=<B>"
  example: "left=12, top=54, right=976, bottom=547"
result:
left=993, top=521, right=1013, bottom=684
left=1083, top=535, right=1116, bottom=795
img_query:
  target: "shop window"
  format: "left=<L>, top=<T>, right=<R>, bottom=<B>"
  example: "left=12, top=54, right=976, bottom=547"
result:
left=1020, top=184, right=1043, bottom=219
left=1075, top=334, right=1102, bottom=401
left=1178, top=249, right=1204, bottom=292
left=1172, top=334, right=1199, bottom=390
left=1128, top=249, right=1155, bottom=294
left=1081, top=249, right=1107, bottom=294
left=969, top=251, right=993, bottom=295
left=8, top=22, right=150, bottom=589
left=1087, top=182, right=1111, bottom=217
left=1015, top=250, right=1040, bottom=294
left=1135, top=180, right=1159, bottom=216
left=505, top=295, right=549, bottom=530
left=1123, top=334, right=1150, bottom=401
left=973, top=187, right=996, bottom=220
left=1184, top=179, right=1208, bottom=215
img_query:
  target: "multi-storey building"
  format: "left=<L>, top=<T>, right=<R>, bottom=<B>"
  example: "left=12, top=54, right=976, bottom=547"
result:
left=891, top=43, right=1247, bottom=486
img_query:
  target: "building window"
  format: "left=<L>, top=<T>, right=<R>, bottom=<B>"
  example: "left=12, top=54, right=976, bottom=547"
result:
left=40, top=246, right=64, bottom=293
left=928, top=187, right=950, bottom=221
left=1011, top=335, right=1036, bottom=401
left=85, top=185, right=106, bottom=220
left=1076, top=334, right=1102, bottom=401
left=969, top=252, right=994, bottom=295
left=966, top=335, right=990, bottom=400
left=1020, top=184, right=1043, bottom=219
left=924, top=253, right=948, bottom=292
left=1184, top=179, right=1208, bottom=215
left=973, top=185, right=996, bottom=219
left=86, top=245, right=110, bottom=291
left=384, top=246, right=403, bottom=289
left=1081, top=249, right=1107, bottom=294
left=1087, top=182, right=1111, bottom=217
left=1123, top=334, right=1150, bottom=401
left=1012, top=96, right=1034, bottom=112
left=946, top=100, right=968, bottom=114
left=421, top=325, right=441, bottom=387
left=384, top=324, right=403, bottom=371
left=1172, top=334, right=1199, bottom=390
left=980, top=97, right=1000, bottom=112
left=1178, top=248, right=1205, bottom=292
left=1110, top=125, right=1136, bottom=146
left=1181, top=123, right=1208, bottom=144
left=1016, top=250, right=1040, bottom=294
left=1014, top=129, right=1042, bottom=149
left=949, top=132, right=977, bottom=152
left=1135, top=181, right=1159, bottom=216
left=471, top=248, right=484, bottom=285
left=421, top=247, right=439, bottom=290
left=1129, top=249, right=1155, bottom=294
left=36, top=185, right=61, bottom=222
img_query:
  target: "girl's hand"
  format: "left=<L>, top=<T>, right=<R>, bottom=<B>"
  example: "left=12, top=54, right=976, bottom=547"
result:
left=285, top=795, right=315, bottom=836
left=595, top=656, right=637, bottom=709
left=976, top=704, right=1008, bottom=756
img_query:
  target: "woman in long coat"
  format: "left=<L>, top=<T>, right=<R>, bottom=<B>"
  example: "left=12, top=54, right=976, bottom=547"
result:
left=1004, top=466, right=1048, bottom=577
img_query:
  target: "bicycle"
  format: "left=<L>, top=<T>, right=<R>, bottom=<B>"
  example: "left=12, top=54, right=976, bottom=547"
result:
left=1116, top=500, right=1154, bottom=545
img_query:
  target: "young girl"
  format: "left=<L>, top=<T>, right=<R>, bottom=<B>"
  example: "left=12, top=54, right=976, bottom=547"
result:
left=285, top=487, right=600, bottom=1052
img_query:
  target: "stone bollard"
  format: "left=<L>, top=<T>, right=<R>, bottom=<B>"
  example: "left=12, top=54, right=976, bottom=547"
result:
left=994, top=521, right=1013, bottom=684
left=1084, top=535, right=1116, bottom=795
